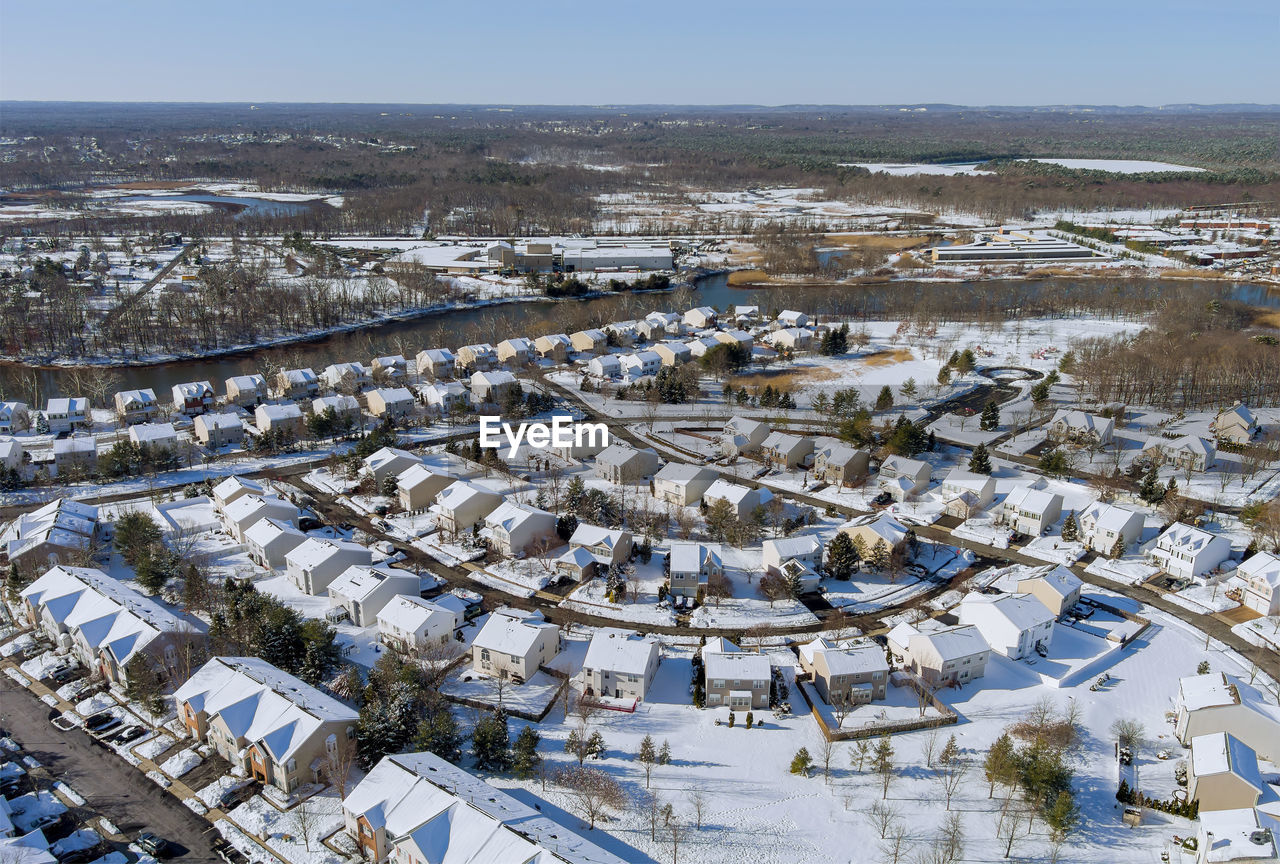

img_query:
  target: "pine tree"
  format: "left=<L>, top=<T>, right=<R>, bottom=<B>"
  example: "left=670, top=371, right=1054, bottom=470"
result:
left=638, top=735, right=657, bottom=786
left=790, top=747, right=812, bottom=776
left=980, top=400, right=1000, bottom=431
left=415, top=710, right=463, bottom=763
left=899, top=378, right=918, bottom=400
left=825, top=531, right=859, bottom=580
left=984, top=732, right=1017, bottom=798
left=1139, top=464, right=1163, bottom=502
left=34, top=412, right=49, bottom=434
left=872, top=734, right=895, bottom=799
left=472, top=710, right=511, bottom=771
left=1061, top=511, right=1078, bottom=542
left=1110, top=536, right=1126, bottom=559
left=875, top=386, right=894, bottom=411
left=968, top=443, right=992, bottom=475
left=939, top=734, right=960, bottom=766
left=512, top=726, right=542, bottom=779
left=658, top=740, right=671, bottom=765
left=586, top=730, right=607, bottom=760
left=1045, top=790, right=1080, bottom=843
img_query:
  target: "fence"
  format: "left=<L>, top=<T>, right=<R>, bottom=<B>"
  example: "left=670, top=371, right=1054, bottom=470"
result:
left=797, top=674, right=958, bottom=742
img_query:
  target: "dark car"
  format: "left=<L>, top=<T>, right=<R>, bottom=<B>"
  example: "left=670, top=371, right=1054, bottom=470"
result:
left=50, top=667, right=79, bottom=685
left=57, top=846, right=102, bottom=864
left=136, top=833, right=170, bottom=858
left=115, top=725, right=147, bottom=745
left=215, top=782, right=257, bottom=810
left=89, top=716, right=122, bottom=736
left=83, top=711, right=114, bottom=729
left=212, top=838, right=248, bottom=864
left=298, top=517, right=322, bottom=532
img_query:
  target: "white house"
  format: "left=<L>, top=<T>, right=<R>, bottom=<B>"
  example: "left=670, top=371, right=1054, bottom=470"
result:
left=668, top=541, right=722, bottom=598
left=469, top=370, right=518, bottom=405
left=703, top=478, right=769, bottom=520
left=1144, top=435, right=1216, bottom=472
left=1238, top=551, right=1280, bottom=616
left=367, top=387, right=416, bottom=422
left=212, top=475, right=264, bottom=511
left=653, top=462, right=718, bottom=506
left=958, top=592, right=1055, bottom=659
left=586, top=355, right=622, bottom=378
left=471, top=607, right=560, bottom=681
left=768, top=327, right=813, bottom=352
left=171, top=381, right=216, bottom=415
left=434, top=481, right=503, bottom=536
left=1079, top=502, right=1145, bottom=555
left=1046, top=409, right=1114, bottom=446
left=483, top=501, right=556, bottom=557
left=877, top=455, right=932, bottom=501
left=0, top=438, right=22, bottom=472
left=255, top=402, right=305, bottom=438
left=0, top=401, right=30, bottom=433
left=762, top=535, right=823, bottom=576
left=940, top=468, right=996, bottom=518
left=683, top=306, right=717, bottom=328
left=322, top=361, right=372, bottom=392
left=244, top=517, right=307, bottom=569
left=193, top=412, right=244, bottom=448
left=312, top=394, right=362, bottom=425
left=419, top=381, right=469, bottom=415
left=776, top=309, right=811, bottom=328
left=568, top=523, right=633, bottom=567
left=377, top=594, right=466, bottom=653
left=46, top=397, right=89, bottom=432
left=1002, top=485, right=1064, bottom=537
left=594, top=444, right=661, bottom=485
left=1, top=499, right=98, bottom=567
left=363, top=446, right=420, bottom=486
left=286, top=538, right=373, bottom=595
left=619, top=350, right=661, bottom=379
left=581, top=630, right=660, bottom=702
left=327, top=564, right=419, bottom=627
left=113, top=389, right=161, bottom=425
left=222, top=494, right=298, bottom=543
left=888, top=621, right=990, bottom=688
left=1147, top=522, right=1232, bottom=581
left=225, top=374, right=267, bottom=407
left=52, top=436, right=97, bottom=476
left=720, top=416, right=770, bottom=457
left=415, top=348, right=456, bottom=380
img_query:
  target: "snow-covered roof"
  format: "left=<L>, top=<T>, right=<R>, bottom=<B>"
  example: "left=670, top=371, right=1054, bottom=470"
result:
left=912, top=624, right=989, bottom=662
left=724, top=416, right=768, bottom=437
left=763, top=535, right=822, bottom=560
left=1239, top=552, right=1280, bottom=590
left=115, top=388, right=157, bottom=408
left=471, top=370, right=517, bottom=388
left=1155, top=522, right=1226, bottom=554
left=569, top=523, right=627, bottom=553
left=213, top=475, right=264, bottom=501
left=557, top=546, right=598, bottom=570
left=328, top=564, right=415, bottom=603
left=364, top=446, right=419, bottom=472
left=1190, top=732, right=1262, bottom=790
left=1003, top=485, right=1061, bottom=515
left=879, top=455, right=929, bottom=479
left=377, top=594, right=459, bottom=635
left=314, top=394, right=360, bottom=414
left=841, top=512, right=908, bottom=547
left=960, top=592, right=1055, bottom=633
left=128, top=422, right=177, bottom=445
left=761, top=431, right=808, bottom=452
left=196, top=412, right=242, bottom=431
left=1197, top=808, right=1278, bottom=863
left=942, top=468, right=994, bottom=494
left=704, top=650, right=771, bottom=682
left=704, top=478, right=763, bottom=507
left=817, top=443, right=865, bottom=468
left=227, top=373, right=265, bottom=390
left=1, top=498, right=98, bottom=559
left=223, top=494, right=295, bottom=527
left=812, top=640, right=889, bottom=677
left=256, top=402, right=302, bottom=422
left=1050, top=409, right=1113, bottom=434
left=595, top=443, right=649, bottom=467
left=173, top=380, right=214, bottom=399
left=436, top=480, right=500, bottom=513
left=418, top=348, right=455, bottom=363
left=669, top=542, right=722, bottom=573
left=174, top=656, right=356, bottom=763
left=1017, top=564, right=1082, bottom=600
left=244, top=516, right=304, bottom=547
left=343, top=751, right=628, bottom=864
left=51, top=436, right=95, bottom=457
left=396, top=462, right=452, bottom=491
left=654, top=462, right=714, bottom=486
left=287, top=537, right=369, bottom=571
left=1081, top=501, right=1142, bottom=533
left=583, top=630, right=657, bottom=677
left=471, top=608, right=558, bottom=657
left=484, top=500, right=552, bottom=534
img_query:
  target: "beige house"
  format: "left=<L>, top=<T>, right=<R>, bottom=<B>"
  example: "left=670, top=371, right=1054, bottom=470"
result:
left=175, top=656, right=357, bottom=795
left=471, top=608, right=560, bottom=681
left=52, top=436, right=98, bottom=476
left=799, top=638, right=889, bottom=706
left=568, top=523, right=633, bottom=567
left=415, top=348, right=456, bottom=380
left=1211, top=403, right=1260, bottom=445
left=840, top=512, right=908, bottom=558
left=312, top=394, right=362, bottom=425
left=940, top=468, right=996, bottom=518
left=652, top=341, right=692, bottom=367
left=888, top=621, right=990, bottom=688
left=653, top=462, right=717, bottom=506
left=371, top=355, right=407, bottom=382
left=469, top=370, right=518, bottom=405
left=1175, top=673, right=1280, bottom=761
left=363, top=446, right=419, bottom=486
left=456, top=344, right=498, bottom=372
left=396, top=463, right=454, bottom=511
left=534, top=334, right=572, bottom=362
left=113, top=388, right=161, bottom=425
left=703, top=478, right=769, bottom=520
left=434, top=481, right=503, bottom=536
left=877, top=455, right=932, bottom=501
left=683, top=306, right=717, bottom=329
left=274, top=368, right=319, bottom=401
left=225, top=374, right=266, bottom=407
left=581, top=630, right=660, bottom=702
left=193, top=413, right=244, bottom=448
left=703, top=643, right=770, bottom=710
left=1046, top=409, right=1115, bottom=446
left=322, top=361, right=372, bottom=392
left=570, top=329, right=609, bottom=354
left=594, top=444, right=661, bottom=485
left=255, top=403, right=305, bottom=438
left=1002, top=485, right=1063, bottom=537
left=1016, top=565, right=1083, bottom=616
left=760, top=432, right=813, bottom=468
left=1079, top=502, right=1145, bottom=555
left=367, top=387, right=416, bottom=422
left=1187, top=733, right=1263, bottom=812
left=483, top=501, right=556, bottom=557
left=496, top=338, right=533, bottom=365
left=814, top=444, right=870, bottom=487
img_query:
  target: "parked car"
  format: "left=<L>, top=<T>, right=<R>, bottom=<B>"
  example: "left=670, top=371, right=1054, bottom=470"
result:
left=89, top=716, right=122, bottom=736
left=50, top=667, right=79, bottom=685
left=903, top=564, right=927, bottom=578
left=83, top=711, right=113, bottom=729
left=212, top=838, right=248, bottom=864
left=135, top=833, right=170, bottom=858
left=57, top=846, right=102, bottom=864
left=25, top=812, right=64, bottom=833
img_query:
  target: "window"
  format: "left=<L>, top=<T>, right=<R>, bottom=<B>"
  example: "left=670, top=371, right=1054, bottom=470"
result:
left=712, top=679, right=725, bottom=689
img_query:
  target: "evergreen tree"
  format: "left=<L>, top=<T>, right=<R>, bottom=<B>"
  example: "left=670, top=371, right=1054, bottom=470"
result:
left=512, top=726, right=542, bottom=779
left=875, top=386, right=894, bottom=411
left=1061, top=511, right=1078, bottom=542
left=586, top=730, right=607, bottom=760
left=980, top=400, right=1000, bottom=431
left=968, top=443, right=992, bottom=475
left=1139, top=464, right=1163, bottom=502
left=472, top=709, right=512, bottom=772
left=790, top=747, right=812, bottom=776
left=899, top=377, right=918, bottom=400
left=983, top=732, right=1017, bottom=798
left=638, top=735, right=657, bottom=786
left=872, top=734, right=895, bottom=799
left=936, top=366, right=952, bottom=385
left=34, top=412, right=49, bottom=435
left=825, top=531, right=859, bottom=580
left=1110, top=536, right=1126, bottom=559
left=1045, top=789, right=1080, bottom=843
left=658, top=740, right=671, bottom=765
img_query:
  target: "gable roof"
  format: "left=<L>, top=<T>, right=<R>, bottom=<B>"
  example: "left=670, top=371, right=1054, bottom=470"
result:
left=583, top=630, right=657, bottom=676
left=472, top=608, right=558, bottom=657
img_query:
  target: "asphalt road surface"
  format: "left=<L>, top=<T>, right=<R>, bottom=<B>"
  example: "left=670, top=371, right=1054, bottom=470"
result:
left=0, top=676, right=222, bottom=864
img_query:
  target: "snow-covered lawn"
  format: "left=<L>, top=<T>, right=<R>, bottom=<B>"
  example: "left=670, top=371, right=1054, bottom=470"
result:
left=227, top=791, right=346, bottom=864
left=444, top=670, right=564, bottom=718
left=134, top=734, right=177, bottom=761
left=160, top=748, right=203, bottom=778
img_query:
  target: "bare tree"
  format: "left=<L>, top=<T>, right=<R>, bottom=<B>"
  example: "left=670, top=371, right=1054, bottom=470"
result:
left=553, top=765, right=628, bottom=830
left=879, top=823, right=910, bottom=864
left=291, top=799, right=319, bottom=851
left=935, top=759, right=969, bottom=810
left=642, top=790, right=665, bottom=841
left=817, top=737, right=836, bottom=781
left=687, top=788, right=707, bottom=830
left=866, top=799, right=900, bottom=840
left=921, top=727, right=941, bottom=768
left=667, top=817, right=685, bottom=864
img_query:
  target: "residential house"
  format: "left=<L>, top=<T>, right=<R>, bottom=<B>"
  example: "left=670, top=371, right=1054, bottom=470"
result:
left=225, top=374, right=267, bottom=407
left=495, top=338, right=533, bottom=366
left=322, top=362, right=372, bottom=392
left=174, top=656, right=357, bottom=794
left=45, top=397, right=89, bottom=433
left=19, top=565, right=185, bottom=686
left=1175, top=672, right=1280, bottom=760
left=720, top=416, right=770, bottom=457
left=1238, top=551, right=1280, bottom=616
left=1147, top=522, right=1232, bottom=581
left=1194, top=809, right=1278, bottom=864
left=0, top=438, right=22, bottom=472
left=814, top=444, right=870, bottom=487
left=683, top=306, right=717, bottom=329
left=434, top=481, right=502, bottom=536
left=483, top=501, right=556, bottom=557
left=221, top=494, right=298, bottom=543
left=940, top=468, right=997, bottom=518
left=533, top=333, right=572, bottom=362
left=605, top=321, right=639, bottom=347
left=776, top=309, right=811, bottom=328
left=762, top=535, right=823, bottom=576
left=1079, top=502, right=1145, bottom=556
left=712, top=329, right=754, bottom=351
left=470, top=607, right=560, bottom=681
left=371, top=355, right=407, bottom=383
left=732, top=304, right=760, bottom=324
left=668, top=541, right=722, bottom=599
left=128, top=422, right=178, bottom=452
left=244, top=517, right=307, bottom=569
left=768, top=327, right=813, bottom=352
left=619, top=350, right=661, bottom=379
left=643, top=311, right=683, bottom=337
left=419, top=380, right=469, bottom=415
left=555, top=546, right=601, bottom=582
left=395, top=463, right=454, bottom=512
left=570, top=329, right=608, bottom=354
left=1016, top=565, right=1084, bottom=617
left=594, top=444, right=660, bottom=485
left=877, top=455, right=932, bottom=501
left=568, top=524, right=632, bottom=568
left=273, top=368, right=319, bottom=401
left=113, top=389, right=161, bottom=425
left=760, top=432, right=814, bottom=469
left=211, top=475, right=264, bottom=511
left=1187, top=733, right=1264, bottom=812
left=367, top=387, right=416, bottom=422
left=958, top=592, right=1055, bottom=659
left=703, top=478, right=769, bottom=520
left=1144, top=435, right=1216, bottom=472
left=1, top=499, right=98, bottom=567
left=888, top=622, right=990, bottom=687
left=581, top=630, right=660, bottom=702
left=342, top=751, right=627, bottom=864
left=654, top=463, right=718, bottom=506
left=327, top=564, right=419, bottom=627
left=0, top=401, right=30, bottom=433
left=839, top=512, right=908, bottom=559
left=651, top=341, right=692, bottom=367
left=193, top=413, right=244, bottom=448
left=456, top=344, right=497, bottom=372
left=377, top=594, right=466, bottom=653
left=1211, top=403, right=1261, bottom=445
left=586, top=355, right=622, bottom=378
left=799, top=638, right=889, bottom=705
left=1046, top=409, right=1115, bottom=447
left=1002, top=485, right=1064, bottom=537
left=415, top=348, right=456, bottom=380
left=686, top=335, right=720, bottom=358
left=363, top=446, right=419, bottom=487
left=52, top=436, right=97, bottom=476
left=703, top=645, right=770, bottom=709
left=469, top=370, right=518, bottom=406
left=255, top=403, right=305, bottom=438
left=286, top=538, right=373, bottom=595
left=312, top=394, right=362, bottom=426
left=171, top=381, right=215, bottom=416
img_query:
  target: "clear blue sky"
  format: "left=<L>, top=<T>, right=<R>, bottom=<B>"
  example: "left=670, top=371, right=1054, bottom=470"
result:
left=2, top=0, right=1276, bottom=105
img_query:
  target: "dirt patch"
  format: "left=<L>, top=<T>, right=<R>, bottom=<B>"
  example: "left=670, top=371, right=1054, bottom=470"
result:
left=102, top=180, right=197, bottom=191
left=1162, top=268, right=1230, bottom=279
left=730, top=366, right=839, bottom=390
left=861, top=348, right=914, bottom=366
left=1252, top=309, right=1280, bottom=329
left=727, top=269, right=771, bottom=285
left=824, top=234, right=935, bottom=251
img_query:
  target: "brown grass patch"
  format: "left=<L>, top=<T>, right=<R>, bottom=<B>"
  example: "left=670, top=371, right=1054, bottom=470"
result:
left=727, top=269, right=771, bottom=285
left=824, top=234, right=934, bottom=251
left=860, top=349, right=914, bottom=367
left=1163, top=268, right=1230, bottom=279
left=1253, top=309, right=1280, bottom=329
left=1026, top=267, right=1092, bottom=278
left=103, top=180, right=194, bottom=191
left=729, top=366, right=839, bottom=390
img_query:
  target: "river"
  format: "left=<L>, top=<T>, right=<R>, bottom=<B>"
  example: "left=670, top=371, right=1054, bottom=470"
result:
left=116, top=194, right=320, bottom=219
left=2, top=274, right=1275, bottom=402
